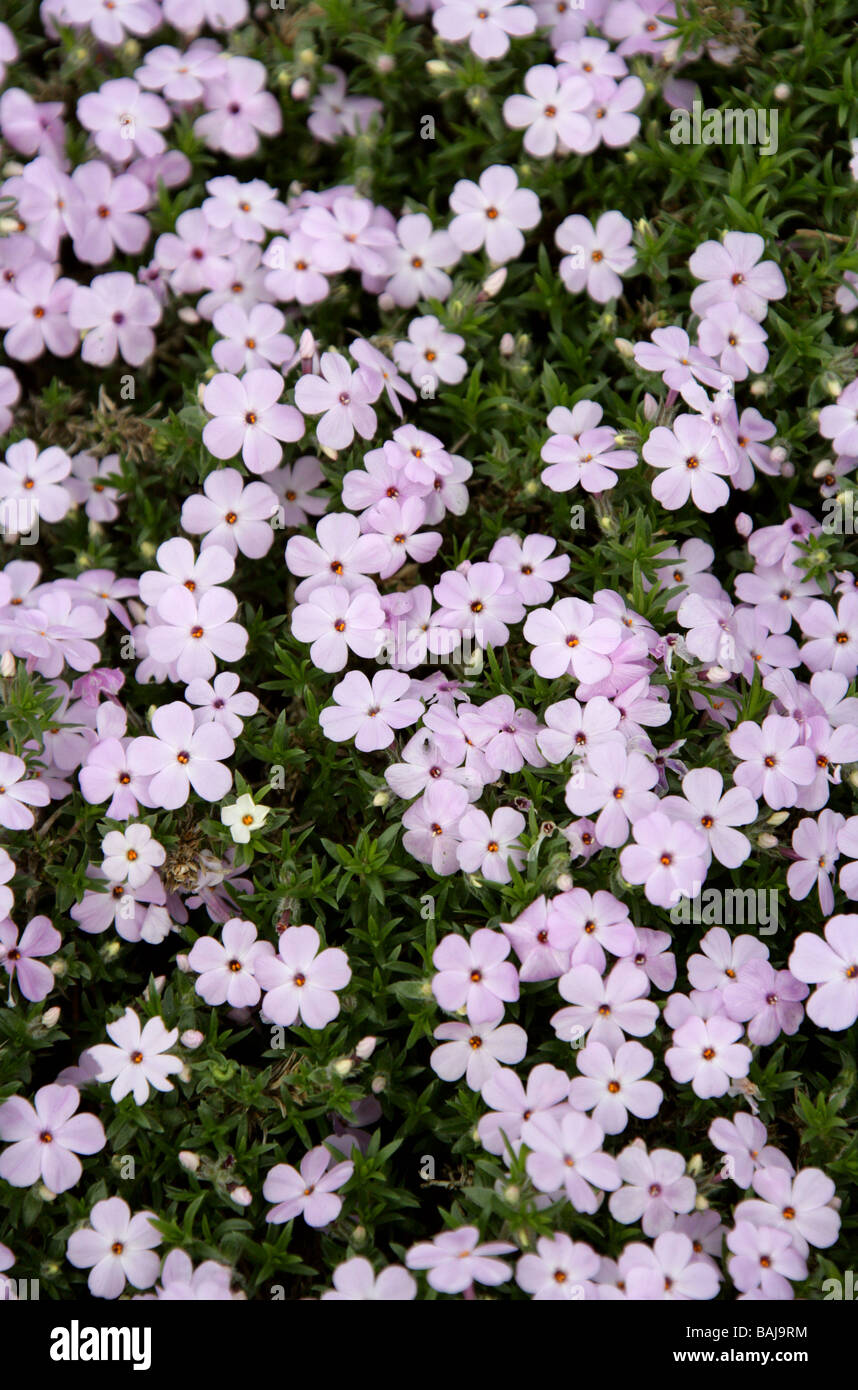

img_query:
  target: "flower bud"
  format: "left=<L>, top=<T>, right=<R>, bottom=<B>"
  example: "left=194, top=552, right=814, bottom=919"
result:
left=686, top=1153, right=703, bottom=1176
left=332, top=1058, right=353, bottom=1078
left=425, top=59, right=450, bottom=76
left=735, top=513, right=753, bottom=537
left=371, top=1075, right=387, bottom=1094
left=376, top=54, right=395, bottom=74
left=757, top=832, right=778, bottom=849
left=773, top=82, right=791, bottom=100
left=481, top=267, right=507, bottom=298
left=230, top=1185, right=253, bottom=1207
left=181, top=1029, right=205, bottom=1049
left=291, top=77, right=311, bottom=100
left=0, top=651, right=14, bottom=677
left=179, top=1150, right=200, bottom=1173
left=555, top=872, right=574, bottom=892
left=377, top=291, right=395, bottom=313
left=499, top=332, right=515, bottom=357
left=175, top=953, right=192, bottom=973
left=41, top=1007, right=61, bottom=1029
left=372, top=789, right=391, bottom=808
left=766, top=810, right=790, bottom=827
left=355, top=1036, right=377, bottom=1060
left=614, top=336, right=635, bottom=359
left=706, top=665, right=731, bottom=683
left=504, top=1184, right=520, bottom=1204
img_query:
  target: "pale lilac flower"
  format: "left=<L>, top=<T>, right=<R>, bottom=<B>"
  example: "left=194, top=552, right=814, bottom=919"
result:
left=126, top=701, right=234, bottom=810
left=188, top=917, right=275, bottom=1007
left=503, top=66, right=591, bottom=156
left=185, top=671, right=258, bottom=738
left=89, top=1008, right=182, bottom=1104
left=633, top=326, right=724, bottom=391
left=516, top=1234, right=599, bottom=1301
left=194, top=57, right=281, bottom=159
left=0, top=261, right=77, bottom=361
left=202, top=175, right=284, bottom=242
left=798, top=593, right=858, bottom=678
left=268, top=456, right=329, bottom=527
left=697, top=303, right=768, bottom=381
left=523, top=1109, right=620, bottom=1212
left=689, top=232, right=787, bottom=321
left=553, top=960, right=657, bottom=1050
left=306, top=65, right=382, bottom=144
left=448, top=164, right=540, bottom=263
left=212, top=302, right=294, bottom=375
left=0, top=366, right=20, bottom=434
left=661, top=767, right=757, bottom=869
left=642, top=415, right=734, bottom=513
left=0, top=915, right=61, bottom=1002
left=609, top=1144, right=696, bottom=1235
left=294, top=352, right=382, bottom=451
left=77, top=79, right=171, bottom=162
left=478, top=1062, right=570, bottom=1155
left=147, top=586, right=247, bottom=683
left=0, top=440, right=71, bottom=527
left=322, top=1257, right=416, bottom=1301
left=67, top=1198, right=161, bottom=1299
left=264, top=1145, right=353, bottom=1227
left=620, top=1231, right=719, bottom=1301
left=556, top=210, right=635, bottom=301
left=256, top=924, right=350, bottom=1028
left=401, top=780, right=469, bottom=876
left=687, top=928, right=768, bottom=992
left=540, top=404, right=637, bottom=493
left=728, top=715, right=817, bottom=810
left=181, top=469, right=278, bottom=559
left=406, top=1226, right=515, bottom=1293
left=708, top=1112, right=792, bottom=1189
left=787, top=810, right=843, bottom=915
left=263, top=232, right=342, bottom=306
left=67, top=162, right=149, bottom=265
left=564, top=743, right=658, bottom=848
left=320, top=670, right=423, bottom=752
left=139, top=537, right=235, bottom=609
left=66, top=451, right=122, bottom=521
left=432, top=928, right=519, bottom=1024
left=789, top=914, right=858, bottom=1031
left=586, top=74, right=645, bottom=149
left=286, top=512, right=387, bottom=601
left=433, top=0, right=536, bottom=60
left=0, top=1084, right=104, bottom=1193
left=137, top=42, right=228, bottom=104
left=525, top=595, right=623, bottom=682
left=665, top=1015, right=752, bottom=1099
left=384, top=213, right=460, bottom=308
left=488, top=533, right=570, bottom=606
left=734, top=1166, right=840, bottom=1258
left=456, top=807, right=526, bottom=883
left=290, top=584, right=385, bottom=673
left=434, top=561, right=524, bottom=648
left=162, top=0, right=249, bottom=31
left=430, top=1019, right=528, bottom=1090
left=723, top=960, right=807, bottom=1045
left=350, top=339, right=416, bottom=418
left=202, top=369, right=303, bottom=474
left=152, top=1249, right=242, bottom=1301
left=727, top=1221, right=806, bottom=1299
left=569, top=1040, right=662, bottom=1134
left=0, top=88, right=65, bottom=160
left=818, top=379, right=858, bottom=456
left=69, top=272, right=161, bottom=367
left=393, top=314, right=467, bottom=388
left=537, top=694, right=623, bottom=764
left=547, top=887, right=636, bottom=972
left=0, top=751, right=50, bottom=830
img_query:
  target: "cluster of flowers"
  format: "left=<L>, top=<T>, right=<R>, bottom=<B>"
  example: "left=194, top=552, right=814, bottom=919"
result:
left=0, top=0, right=856, bottom=1305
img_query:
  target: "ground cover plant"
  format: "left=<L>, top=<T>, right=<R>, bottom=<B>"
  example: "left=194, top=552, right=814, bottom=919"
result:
left=0, top=0, right=858, bottom=1305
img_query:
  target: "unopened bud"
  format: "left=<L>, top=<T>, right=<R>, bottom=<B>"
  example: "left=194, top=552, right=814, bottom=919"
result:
left=555, top=872, right=574, bottom=892
left=735, top=512, right=753, bottom=537
left=694, top=1194, right=710, bottom=1211
left=332, top=1058, right=353, bottom=1078
left=177, top=307, right=200, bottom=325
left=230, top=1185, right=253, bottom=1207
left=178, top=1150, right=200, bottom=1173
left=504, top=1184, right=520, bottom=1204
left=181, top=1029, right=205, bottom=1049
left=41, top=1007, right=61, bottom=1028
left=377, top=291, right=395, bottom=313
left=376, top=54, right=395, bottom=74
left=687, top=1153, right=704, bottom=1176
left=0, top=651, right=14, bottom=677
left=371, top=1075, right=386, bottom=1094
left=425, top=59, right=450, bottom=76
left=766, top=810, right=790, bottom=827
left=614, top=337, right=635, bottom=359
left=480, top=267, right=507, bottom=299
left=757, top=832, right=778, bottom=849
left=291, top=77, right=311, bottom=100
left=499, top=332, right=515, bottom=357
left=175, top=953, right=191, bottom=973
left=372, top=789, right=391, bottom=808
left=706, top=666, right=731, bottom=683
left=773, top=82, right=791, bottom=100
left=355, top=1036, right=377, bottom=1060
